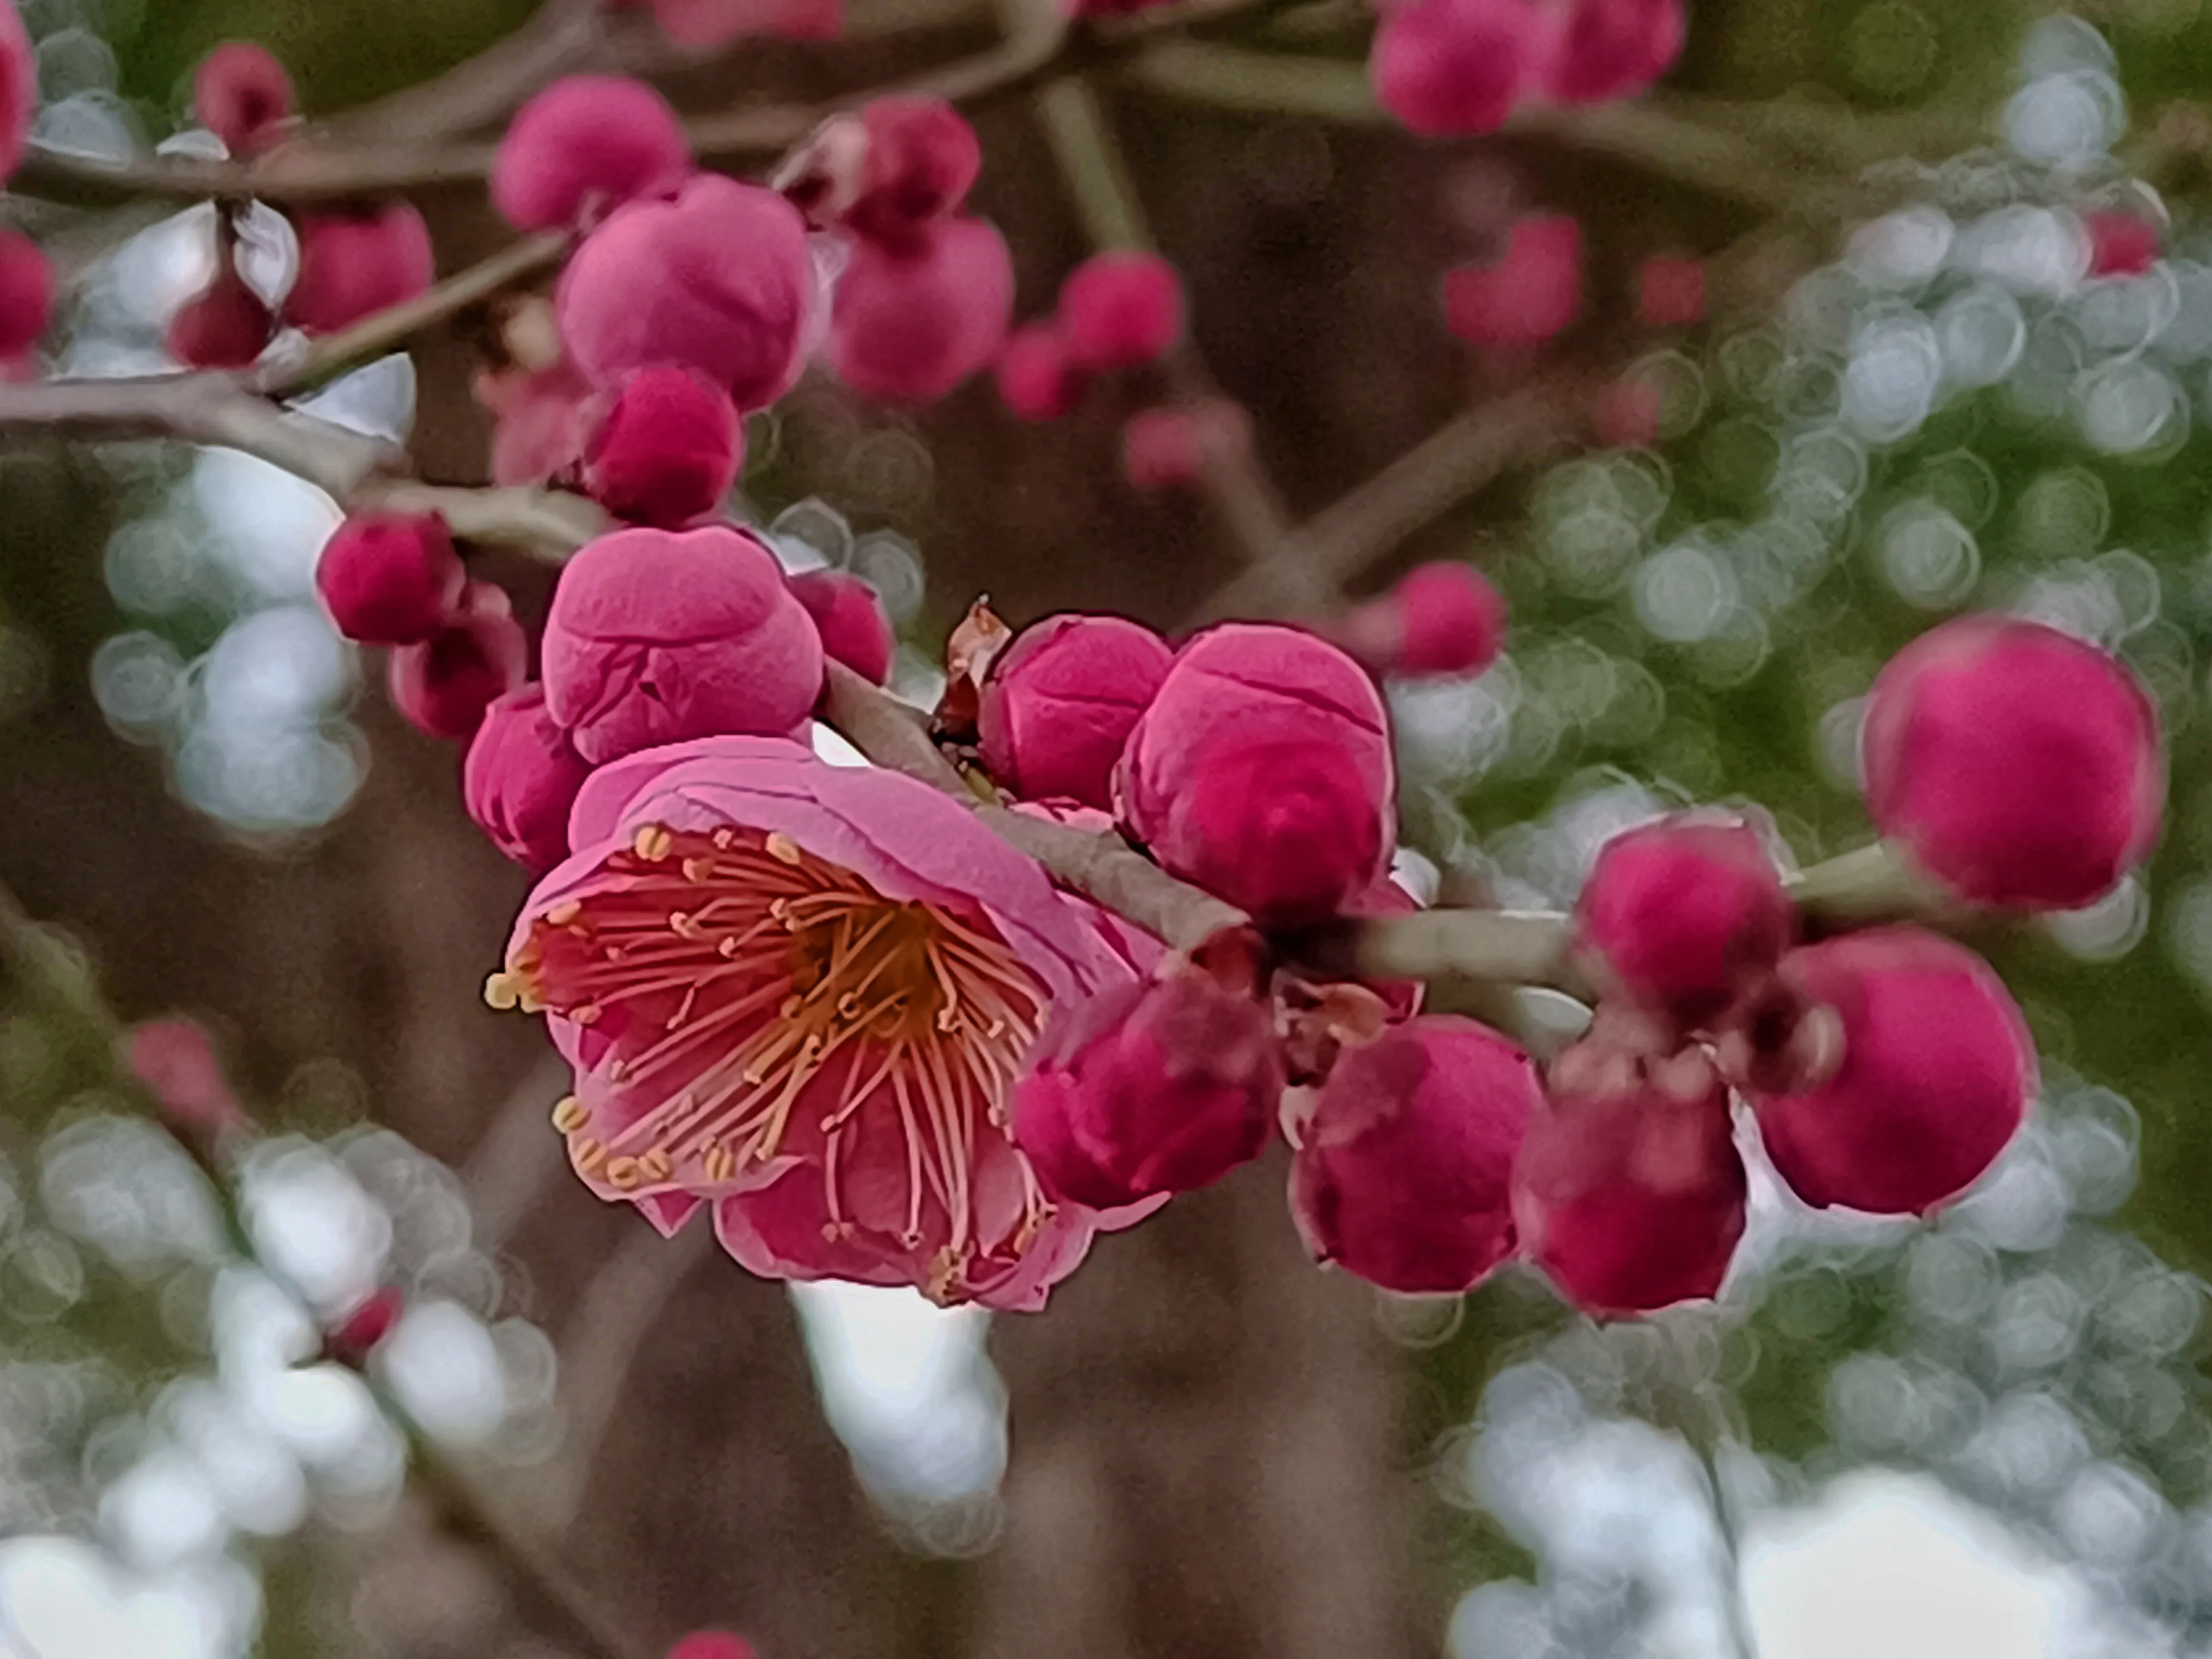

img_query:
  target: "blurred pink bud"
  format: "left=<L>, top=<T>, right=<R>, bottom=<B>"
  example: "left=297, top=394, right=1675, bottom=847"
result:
left=1015, top=962, right=1285, bottom=1209
left=479, top=357, right=595, bottom=486
left=1592, top=375, right=1661, bottom=447
left=328, top=1287, right=403, bottom=1367
left=0, top=230, right=49, bottom=359
left=1576, top=814, right=1792, bottom=1029
left=2086, top=210, right=2160, bottom=278
left=1863, top=613, right=2163, bottom=909
left=1117, top=623, right=1394, bottom=925
left=1058, top=251, right=1184, bottom=372
left=1443, top=214, right=1582, bottom=346
left=790, top=570, right=894, bottom=686
left=996, top=323, right=1083, bottom=421
left=0, top=1, right=31, bottom=182
left=1636, top=253, right=1705, bottom=327
left=193, top=42, right=293, bottom=156
left=126, top=1018, right=245, bottom=1131
left=826, top=216, right=1014, bottom=403
left=1372, top=0, right=1545, bottom=136
left=557, top=173, right=815, bottom=411
left=1332, top=561, right=1505, bottom=679
left=583, top=366, right=742, bottom=528
left=389, top=582, right=529, bottom=741
left=1289, top=1015, right=1539, bottom=1293
left=542, top=525, right=823, bottom=763
left=668, top=1632, right=757, bottom=1659
left=288, top=203, right=434, bottom=335
left=316, top=514, right=466, bottom=646
left=1120, top=399, right=1251, bottom=490
left=1513, top=1077, right=1745, bottom=1316
left=652, top=0, right=840, bottom=45
left=1542, top=0, right=1685, bottom=104
left=168, top=268, right=275, bottom=369
left=846, top=96, right=981, bottom=246
left=978, top=613, right=1173, bottom=811
left=464, top=685, right=595, bottom=872
left=492, top=76, right=691, bottom=232
left=1752, top=927, right=2035, bottom=1215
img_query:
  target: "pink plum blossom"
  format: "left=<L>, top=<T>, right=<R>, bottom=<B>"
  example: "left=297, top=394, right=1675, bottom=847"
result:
left=316, top=514, right=466, bottom=647
left=996, top=324, right=1084, bottom=420
left=0, top=1, right=32, bottom=184
left=847, top=97, right=982, bottom=247
left=388, top=582, right=529, bottom=740
left=0, top=230, right=49, bottom=359
left=1541, top=0, right=1686, bottom=105
left=169, top=267, right=275, bottom=369
left=1057, top=251, right=1184, bottom=372
left=978, top=613, right=1173, bottom=812
left=826, top=216, right=1014, bottom=403
left=288, top=204, right=435, bottom=335
left=492, top=76, right=692, bottom=232
left=464, top=685, right=597, bottom=872
left=2086, top=210, right=2159, bottom=278
left=583, top=366, right=743, bottom=529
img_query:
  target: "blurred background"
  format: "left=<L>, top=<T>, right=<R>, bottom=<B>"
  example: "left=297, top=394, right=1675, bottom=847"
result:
left=5, top=0, right=2212, bottom=1654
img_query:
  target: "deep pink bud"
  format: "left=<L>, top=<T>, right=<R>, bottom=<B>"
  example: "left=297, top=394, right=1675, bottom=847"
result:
left=1444, top=214, right=1583, bottom=346
left=1333, top=561, right=1506, bottom=679
left=1372, top=0, right=1545, bottom=136
left=492, top=76, right=691, bottom=232
left=1057, top=251, right=1184, bottom=372
left=1637, top=253, right=1706, bottom=327
left=1542, top=0, right=1685, bottom=104
left=464, top=685, right=595, bottom=872
left=288, top=204, right=434, bottom=335
left=388, top=582, right=529, bottom=741
left=826, top=216, right=1014, bottom=403
left=1752, top=928, right=2036, bottom=1216
left=1116, top=624, right=1394, bottom=925
left=0, top=230, right=50, bottom=359
left=996, top=323, right=1084, bottom=421
left=651, top=0, right=840, bottom=45
left=1576, top=815, right=1792, bottom=1029
left=667, top=1635, right=757, bottom=1659
left=126, top=1018, right=246, bottom=1132
left=557, top=173, right=815, bottom=411
left=316, top=514, right=467, bottom=646
left=1014, top=965, right=1285, bottom=1208
left=542, top=524, right=824, bottom=764
left=1288, top=1015, right=1539, bottom=1293
left=0, top=0, right=31, bottom=184
left=1514, top=1076, right=1746, bottom=1316
left=790, top=570, right=894, bottom=686
left=1862, top=613, right=2163, bottom=909
left=846, top=96, right=981, bottom=245
left=168, top=267, right=275, bottom=369
left=978, top=613, right=1173, bottom=812
left=2086, top=210, right=2160, bottom=278
left=1120, top=399, right=1251, bottom=490
left=193, top=42, right=293, bottom=156
left=327, top=1287, right=403, bottom=1368
left=583, top=366, right=742, bottom=529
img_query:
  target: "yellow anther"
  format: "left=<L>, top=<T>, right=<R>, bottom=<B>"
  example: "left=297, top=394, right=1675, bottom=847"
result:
left=683, top=858, right=714, bottom=883
left=483, top=972, right=521, bottom=1011
left=546, top=900, right=580, bottom=926
left=551, top=1096, right=589, bottom=1134
left=718, top=936, right=742, bottom=958
left=606, top=1156, right=641, bottom=1190
left=669, top=911, right=701, bottom=939
left=712, top=828, right=736, bottom=849
left=632, top=824, right=673, bottom=862
left=765, top=832, right=803, bottom=866
left=571, top=1004, right=602, bottom=1027
left=573, top=1138, right=607, bottom=1175
left=704, top=1145, right=737, bottom=1182
left=641, top=1148, right=673, bottom=1182
left=779, top=995, right=803, bottom=1017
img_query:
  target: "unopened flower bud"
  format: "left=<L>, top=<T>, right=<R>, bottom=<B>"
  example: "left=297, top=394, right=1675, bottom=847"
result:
left=1331, top=561, right=1506, bottom=679
left=0, top=229, right=48, bottom=360
left=464, top=685, right=595, bottom=872
left=316, top=514, right=466, bottom=646
left=288, top=203, right=434, bottom=335
left=1541, top=0, right=1685, bottom=104
left=583, top=366, right=742, bottom=528
left=492, top=75, right=691, bottom=232
left=0, top=4, right=32, bottom=184
left=846, top=96, right=981, bottom=246
left=168, top=266, right=275, bottom=369
left=996, top=323, right=1084, bottom=421
left=1058, top=250, right=1183, bottom=372
left=126, top=1018, right=246, bottom=1132
left=1372, top=0, right=1545, bottom=135
left=2086, top=209, right=2159, bottom=278
left=389, top=582, right=529, bottom=741
left=790, top=570, right=894, bottom=686
left=1751, top=927, right=2036, bottom=1216
left=1444, top=213, right=1582, bottom=346
left=978, top=613, right=1173, bottom=811
left=1862, top=613, right=2162, bottom=909
left=826, top=216, right=1014, bottom=403
left=193, top=41, right=293, bottom=156
left=1288, top=1015, right=1539, bottom=1293
left=542, top=524, right=824, bottom=763
left=1120, top=399, right=1251, bottom=490
left=327, top=1287, right=404, bottom=1368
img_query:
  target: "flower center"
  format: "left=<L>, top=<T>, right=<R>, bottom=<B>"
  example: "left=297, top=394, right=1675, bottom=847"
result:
left=491, top=824, right=1051, bottom=1293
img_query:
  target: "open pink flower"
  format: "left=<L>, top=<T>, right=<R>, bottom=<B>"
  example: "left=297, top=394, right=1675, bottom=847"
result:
left=489, top=736, right=1145, bottom=1308
left=492, top=76, right=691, bottom=232
left=825, top=216, right=1014, bottom=403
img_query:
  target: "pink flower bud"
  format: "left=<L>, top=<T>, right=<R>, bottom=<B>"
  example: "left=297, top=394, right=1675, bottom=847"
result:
left=1751, top=927, right=2036, bottom=1215
left=790, top=570, right=894, bottom=686
left=1058, top=251, right=1184, bottom=372
left=845, top=96, right=981, bottom=246
left=479, top=357, right=594, bottom=486
left=492, top=76, right=691, bottom=232
left=651, top=0, right=840, bottom=45
left=1576, top=814, right=1792, bottom=1028
left=0, top=230, right=50, bottom=359
left=1288, top=1015, right=1539, bottom=1293
left=1542, top=0, right=1685, bottom=104
left=192, top=42, right=293, bottom=156
left=464, top=685, right=595, bottom=872
left=667, top=1634, right=756, bottom=1659
left=557, top=173, right=815, bottom=411
left=996, top=322, right=1083, bottom=421
left=1332, top=561, right=1506, bottom=679
left=389, top=582, right=529, bottom=741
left=1592, top=375, right=1661, bottom=447
left=168, top=268, right=275, bottom=369
left=1372, top=0, right=1545, bottom=136
left=1120, top=399, right=1251, bottom=490
left=825, top=216, right=1014, bottom=403
left=1444, top=214, right=1582, bottom=346
left=316, top=514, right=467, bottom=646
left=1116, top=623, right=1394, bottom=925
left=583, top=366, right=742, bottom=529
left=288, top=204, right=434, bottom=335
left=978, top=613, right=1173, bottom=811
left=1862, top=613, right=2163, bottom=909
left=1636, top=253, right=1705, bottom=327
left=0, top=1, right=31, bottom=183
left=1014, top=964, right=1285, bottom=1208
left=126, top=1018, right=246, bottom=1131
left=1513, top=1076, right=1746, bottom=1316
left=327, top=1287, right=403, bottom=1367
left=2086, top=210, right=2160, bottom=278
left=542, top=524, right=824, bottom=764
